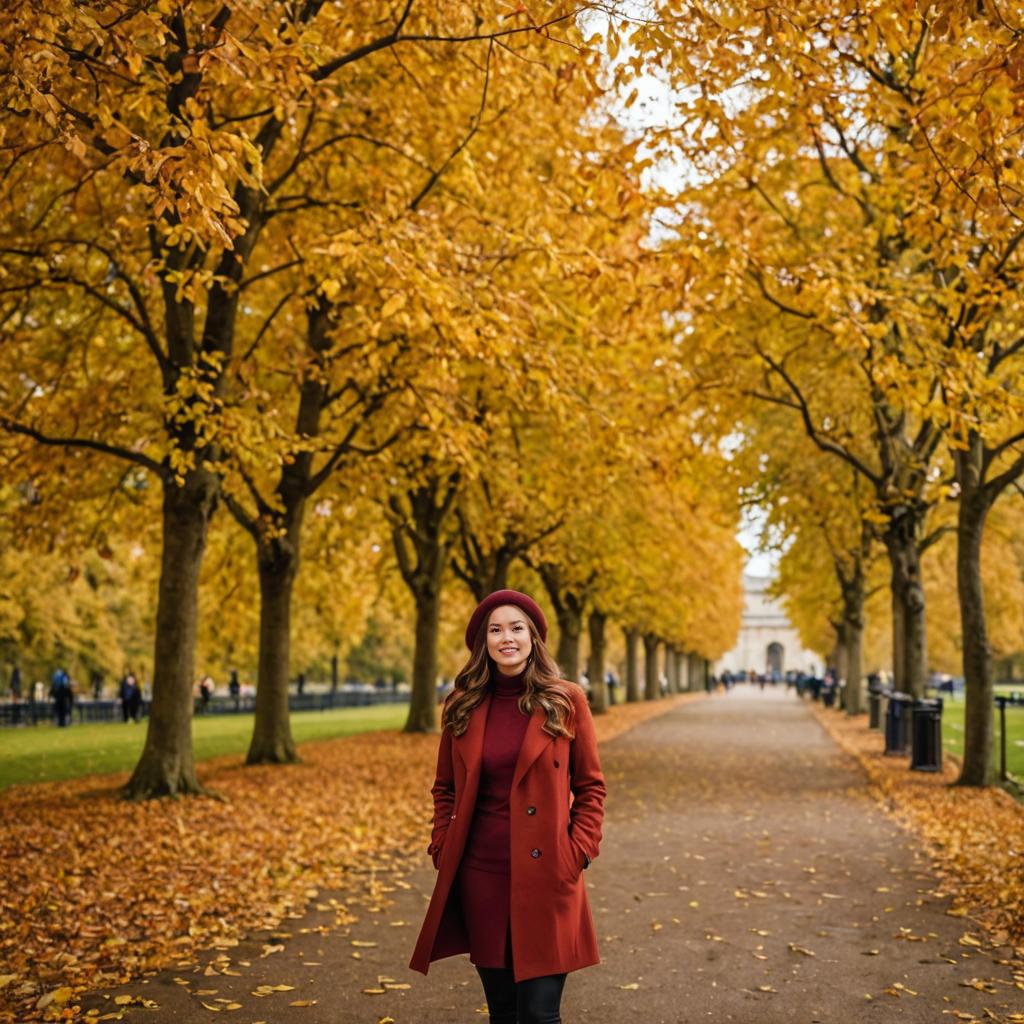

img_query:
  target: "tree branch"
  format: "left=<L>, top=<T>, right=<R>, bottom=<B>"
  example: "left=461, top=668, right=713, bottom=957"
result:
left=410, top=39, right=494, bottom=210
left=0, top=415, right=164, bottom=475
left=750, top=342, right=883, bottom=486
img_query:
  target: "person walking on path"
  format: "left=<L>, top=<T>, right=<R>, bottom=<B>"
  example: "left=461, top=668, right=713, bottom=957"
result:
left=119, top=670, right=142, bottom=722
left=198, top=674, right=214, bottom=713
left=410, top=589, right=606, bottom=1024
left=50, top=666, right=73, bottom=727
left=9, top=664, right=22, bottom=702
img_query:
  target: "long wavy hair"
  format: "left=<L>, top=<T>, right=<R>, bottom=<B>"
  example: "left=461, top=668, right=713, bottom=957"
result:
left=443, top=609, right=576, bottom=740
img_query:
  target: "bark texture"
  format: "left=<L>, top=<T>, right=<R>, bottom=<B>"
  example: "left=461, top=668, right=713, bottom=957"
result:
left=624, top=628, right=641, bottom=702
left=587, top=610, right=608, bottom=715
left=955, top=439, right=995, bottom=786
left=643, top=633, right=660, bottom=701
left=124, top=472, right=217, bottom=799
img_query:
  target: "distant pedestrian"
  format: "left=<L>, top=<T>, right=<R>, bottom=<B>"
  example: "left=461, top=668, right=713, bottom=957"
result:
left=229, top=669, right=241, bottom=710
left=9, top=665, right=22, bottom=701
left=128, top=678, right=143, bottom=721
left=297, top=672, right=305, bottom=696
left=199, top=675, right=213, bottom=713
left=50, top=667, right=73, bottom=727
left=120, top=670, right=140, bottom=722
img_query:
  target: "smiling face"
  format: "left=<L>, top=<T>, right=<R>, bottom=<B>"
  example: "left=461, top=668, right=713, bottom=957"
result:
left=486, top=604, right=533, bottom=676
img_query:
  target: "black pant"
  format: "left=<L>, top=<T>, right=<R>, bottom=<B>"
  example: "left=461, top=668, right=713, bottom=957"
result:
left=475, top=966, right=566, bottom=1024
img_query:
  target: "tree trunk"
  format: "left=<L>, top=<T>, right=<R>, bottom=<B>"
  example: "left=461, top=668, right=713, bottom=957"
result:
left=228, top=297, right=351, bottom=761
left=406, top=587, right=442, bottom=733
left=841, top=588, right=865, bottom=715
left=555, top=604, right=583, bottom=684
left=624, top=627, right=640, bottom=702
left=689, top=652, right=701, bottom=691
left=643, top=633, right=660, bottom=700
left=678, top=650, right=690, bottom=692
left=247, top=549, right=299, bottom=764
left=883, top=521, right=927, bottom=698
left=587, top=610, right=608, bottom=715
left=956, top=440, right=995, bottom=786
left=124, top=473, right=217, bottom=799
left=391, top=474, right=460, bottom=734
left=537, top=564, right=584, bottom=684
left=890, top=580, right=905, bottom=692
left=454, top=545, right=514, bottom=602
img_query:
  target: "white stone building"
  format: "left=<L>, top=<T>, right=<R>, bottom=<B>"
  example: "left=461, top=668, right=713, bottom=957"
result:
left=715, top=572, right=819, bottom=678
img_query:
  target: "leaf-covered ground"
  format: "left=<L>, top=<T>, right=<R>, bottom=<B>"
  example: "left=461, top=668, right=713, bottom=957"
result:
left=810, top=702, right=1024, bottom=948
left=73, top=686, right=1024, bottom=1024
left=0, top=693, right=697, bottom=1023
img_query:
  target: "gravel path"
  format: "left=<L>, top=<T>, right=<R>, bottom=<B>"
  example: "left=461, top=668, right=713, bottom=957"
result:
left=83, top=687, right=1024, bottom=1023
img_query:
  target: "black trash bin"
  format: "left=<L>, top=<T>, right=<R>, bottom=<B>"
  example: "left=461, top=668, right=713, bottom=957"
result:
left=868, top=680, right=886, bottom=730
left=884, top=691, right=912, bottom=755
left=910, top=697, right=943, bottom=772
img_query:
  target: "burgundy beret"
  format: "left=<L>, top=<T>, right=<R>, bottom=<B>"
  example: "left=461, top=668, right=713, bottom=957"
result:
left=465, top=589, right=548, bottom=650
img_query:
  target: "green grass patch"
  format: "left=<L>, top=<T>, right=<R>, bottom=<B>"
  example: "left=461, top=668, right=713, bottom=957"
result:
left=0, top=703, right=410, bottom=791
left=937, top=687, right=1024, bottom=779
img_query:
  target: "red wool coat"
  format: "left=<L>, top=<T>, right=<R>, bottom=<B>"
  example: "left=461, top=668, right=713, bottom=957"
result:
left=409, top=683, right=606, bottom=982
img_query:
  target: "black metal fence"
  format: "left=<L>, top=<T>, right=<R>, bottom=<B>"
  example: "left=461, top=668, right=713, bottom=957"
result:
left=0, top=688, right=409, bottom=728
left=995, top=693, right=1024, bottom=782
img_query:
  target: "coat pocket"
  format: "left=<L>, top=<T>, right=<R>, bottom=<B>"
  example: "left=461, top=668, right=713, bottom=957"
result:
left=558, top=829, right=584, bottom=885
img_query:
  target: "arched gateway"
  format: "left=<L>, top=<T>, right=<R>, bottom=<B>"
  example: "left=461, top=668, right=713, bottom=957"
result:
left=715, top=573, right=818, bottom=678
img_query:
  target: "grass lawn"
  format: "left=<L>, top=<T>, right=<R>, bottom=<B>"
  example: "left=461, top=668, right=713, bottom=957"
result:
left=936, top=685, right=1024, bottom=779
left=0, top=702, right=410, bottom=791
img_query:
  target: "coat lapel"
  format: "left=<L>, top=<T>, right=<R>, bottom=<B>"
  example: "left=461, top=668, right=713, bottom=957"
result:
left=452, top=691, right=490, bottom=774
left=511, top=705, right=553, bottom=790
left=452, top=691, right=554, bottom=790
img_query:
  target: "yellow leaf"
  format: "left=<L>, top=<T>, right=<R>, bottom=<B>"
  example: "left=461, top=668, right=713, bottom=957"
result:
left=380, top=294, right=406, bottom=319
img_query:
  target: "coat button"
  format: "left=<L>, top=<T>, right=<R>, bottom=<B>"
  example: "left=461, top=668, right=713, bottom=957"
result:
left=526, top=806, right=536, bottom=815
left=531, top=848, right=541, bottom=858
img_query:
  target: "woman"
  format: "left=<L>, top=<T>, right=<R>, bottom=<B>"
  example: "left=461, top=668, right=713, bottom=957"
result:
left=409, top=589, right=606, bottom=1024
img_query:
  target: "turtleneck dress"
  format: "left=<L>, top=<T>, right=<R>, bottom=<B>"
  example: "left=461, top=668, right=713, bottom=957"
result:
left=455, top=668, right=531, bottom=969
